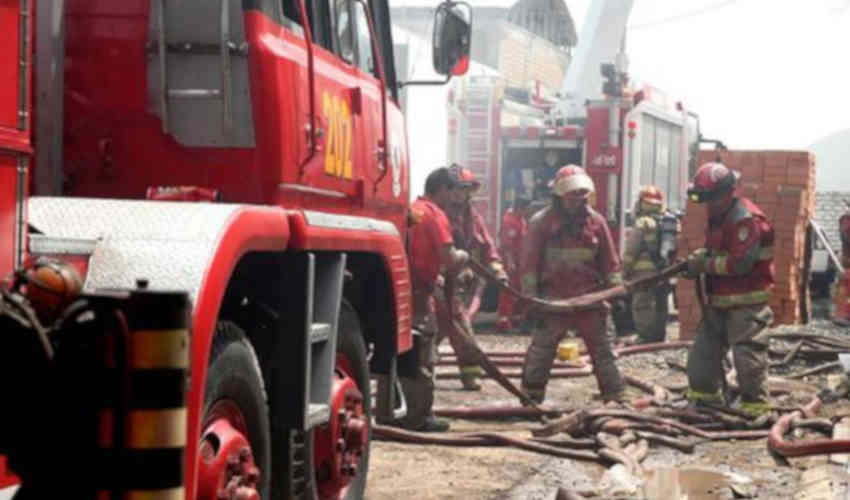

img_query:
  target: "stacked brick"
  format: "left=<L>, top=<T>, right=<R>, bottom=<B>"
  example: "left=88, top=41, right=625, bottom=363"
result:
left=497, top=22, right=569, bottom=92
left=675, top=151, right=816, bottom=340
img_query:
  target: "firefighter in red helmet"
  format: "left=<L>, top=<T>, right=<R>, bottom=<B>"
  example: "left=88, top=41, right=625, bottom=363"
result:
left=388, top=166, right=469, bottom=432
left=622, top=185, right=676, bottom=343
left=682, top=162, right=775, bottom=417
left=435, top=165, right=507, bottom=390
left=498, top=196, right=532, bottom=331
left=519, top=165, right=624, bottom=403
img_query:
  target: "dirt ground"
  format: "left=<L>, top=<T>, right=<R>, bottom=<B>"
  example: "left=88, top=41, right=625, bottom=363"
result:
left=365, top=307, right=850, bottom=500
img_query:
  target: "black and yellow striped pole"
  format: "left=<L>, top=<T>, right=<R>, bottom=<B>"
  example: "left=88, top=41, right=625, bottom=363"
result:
left=97, top=287, right=190, bottom=499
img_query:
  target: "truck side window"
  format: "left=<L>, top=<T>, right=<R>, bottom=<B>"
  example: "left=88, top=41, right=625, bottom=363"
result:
left=309, top=0, right=335, bottom=52
left=280, top=0, right=306, bottom=37
left=353, top=2, right=376, bottom=76
left=334, top=0, right=355, bottom=65
left=282, top=0, right=301, bottom=26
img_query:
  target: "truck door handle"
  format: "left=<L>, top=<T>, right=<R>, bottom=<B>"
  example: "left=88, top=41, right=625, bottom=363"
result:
left=375, top=145, right=387, bottom=162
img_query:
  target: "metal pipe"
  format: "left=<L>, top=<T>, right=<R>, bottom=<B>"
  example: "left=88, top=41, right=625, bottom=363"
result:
left=157, top=0, right=169, bottom=134
left=18, top=0, right=30, bottom=130
left=438, top=339, right=692, bottom=362
left=219, top=0, right=233, bottom=137
left=372, top=425, right=603, bottom=462
left=787, top=361, right=841, bottom=380
left=436, top=358, right=583, bottom=368
left=433, top=405, right=568, bottom=419
left=436, top=367, right=592, bottom=379
left=614, top=340, right=693, bottom=357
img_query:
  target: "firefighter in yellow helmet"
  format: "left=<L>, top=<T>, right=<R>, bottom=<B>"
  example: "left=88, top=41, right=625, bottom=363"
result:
left=622, top=186, right=677, bottom=343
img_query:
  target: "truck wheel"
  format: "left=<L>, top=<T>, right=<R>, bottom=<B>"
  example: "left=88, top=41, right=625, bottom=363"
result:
left=312, top=302, right=371, bottom=499
left=198, top=321, right=272, bottom=500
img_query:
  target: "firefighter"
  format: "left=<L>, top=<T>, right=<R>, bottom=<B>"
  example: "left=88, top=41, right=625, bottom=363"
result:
left=520, top=165, right=625, bottom=404
left=498, top=196, right=532, bottom=331
left=682, top=162, right=775, bottom=417
left=622, top=186, right=674, bottom=343
left=834, top=212, right=850, bottom=324
left=435, top=165, right=508, bottom=391
left=396, top=166, right=469, bottom=432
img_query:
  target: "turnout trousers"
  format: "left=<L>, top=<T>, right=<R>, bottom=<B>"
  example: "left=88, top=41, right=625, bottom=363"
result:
left=686, top=303, right=774, bottom=407
left=521, top=307, right=624, bottom=402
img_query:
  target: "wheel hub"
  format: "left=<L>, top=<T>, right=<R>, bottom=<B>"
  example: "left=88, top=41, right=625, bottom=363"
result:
left=314, top=360, right=368, bottom=500
left=198, top=401, right=261, bottom=500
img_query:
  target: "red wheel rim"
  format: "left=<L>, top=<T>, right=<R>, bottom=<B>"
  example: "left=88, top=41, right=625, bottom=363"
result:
left=313, top=353, right=369, bottom=500
left=197, top=399, right=262, bottom=500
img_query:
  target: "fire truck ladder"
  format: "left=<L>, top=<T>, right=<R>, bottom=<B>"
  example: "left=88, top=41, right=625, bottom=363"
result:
left=302, top=252, right=347, bottom=429
left=464, top=82, right=497, bottom=227
left=153, top=0, right=237, bottom=137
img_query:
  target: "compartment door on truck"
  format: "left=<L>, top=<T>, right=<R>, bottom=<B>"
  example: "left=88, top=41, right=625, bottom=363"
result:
left=0, top=0, right=31, bottom=281
left=0, top=0, right=31, bottom=491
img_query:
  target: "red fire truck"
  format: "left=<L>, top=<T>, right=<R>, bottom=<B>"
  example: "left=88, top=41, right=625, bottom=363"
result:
left=449, top=75, right=698, bottom=247
left=0, top=1, right=470, bottom=499
left=447, top=0, right=700, bottom=251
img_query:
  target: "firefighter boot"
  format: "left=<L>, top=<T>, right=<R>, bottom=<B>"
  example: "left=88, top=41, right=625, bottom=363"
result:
left=373, top=373, right=394, bottom=425
left=416, top=416, right=451, bottom=432
left=460, top=365, right=483, bottom=391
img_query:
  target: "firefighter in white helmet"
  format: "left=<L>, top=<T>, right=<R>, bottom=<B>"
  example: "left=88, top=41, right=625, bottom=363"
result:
left=519, top=165, right=625, bottom=403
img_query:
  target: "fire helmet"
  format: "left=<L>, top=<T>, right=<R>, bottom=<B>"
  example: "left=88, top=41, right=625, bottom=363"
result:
left=23, top=257, right=83, bottom=324
left=638, top=185, right=664, bottom=206
left=549, top=165, right=595, bottom=198
left=448, top=164, right=481, bottom=192
left=687, top=162, right=740, bottom=203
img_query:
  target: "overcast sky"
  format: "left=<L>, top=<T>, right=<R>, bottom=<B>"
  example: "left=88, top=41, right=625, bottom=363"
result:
left=393, top=0, right=850, bottom=150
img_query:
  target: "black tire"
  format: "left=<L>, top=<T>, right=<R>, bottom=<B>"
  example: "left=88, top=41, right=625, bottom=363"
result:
left=285, top=302, right=371, bottom=500
left=203, top=321, right=272, bottom=499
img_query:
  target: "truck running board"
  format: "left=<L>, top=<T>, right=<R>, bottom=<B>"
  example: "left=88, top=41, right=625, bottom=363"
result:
left=301, top=252, right=347, bottom=430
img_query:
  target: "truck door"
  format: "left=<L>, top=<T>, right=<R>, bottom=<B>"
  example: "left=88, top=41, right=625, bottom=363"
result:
left=0, top=0, right=31, bottom=488
left=0, top=0, right=31, bottom=278
left=298, top=0, right=386, bottom=201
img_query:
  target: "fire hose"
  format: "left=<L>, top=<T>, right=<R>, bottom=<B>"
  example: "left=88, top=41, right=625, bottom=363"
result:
left=766, top=397, right=850, bottom=457
left=441, top=258, right=687, bottom=408
left=467, top=258, right=688, bottom=314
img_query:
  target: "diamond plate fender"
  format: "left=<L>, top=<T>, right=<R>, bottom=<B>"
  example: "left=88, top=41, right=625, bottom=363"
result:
left=28, top=196, right=289, bottom=497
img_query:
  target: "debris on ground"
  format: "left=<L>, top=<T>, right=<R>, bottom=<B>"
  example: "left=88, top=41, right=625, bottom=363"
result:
left=367, top=315, right=850, bottom=499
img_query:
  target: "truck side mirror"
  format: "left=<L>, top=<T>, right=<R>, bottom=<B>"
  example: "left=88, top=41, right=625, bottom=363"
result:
left=432, top=1, right=472, bottom=77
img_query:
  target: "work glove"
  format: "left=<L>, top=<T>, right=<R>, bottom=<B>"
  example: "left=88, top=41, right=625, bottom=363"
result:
left=456, top=267, right=475, bottom=287
left=450, top=248, right=469, bottom=268
left=435, top=274, right=445, bottom=289
left=684, top=248, right=708, bottom=279
left=490, top=261, right=509, bottom=285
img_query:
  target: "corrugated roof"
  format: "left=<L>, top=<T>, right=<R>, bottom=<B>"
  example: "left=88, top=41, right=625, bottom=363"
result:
left=814, top=191, right=850, bottom=247
left=507, top=0, right=577, bottom=47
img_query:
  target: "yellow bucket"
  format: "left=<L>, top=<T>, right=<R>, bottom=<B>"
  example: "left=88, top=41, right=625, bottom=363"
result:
left=557, top=341, right=579, bottom=361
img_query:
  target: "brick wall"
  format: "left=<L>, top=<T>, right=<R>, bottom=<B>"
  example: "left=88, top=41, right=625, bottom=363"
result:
left=676, top=151, right=816, bottom=339
left=497, top=23, right=569, bottom=92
